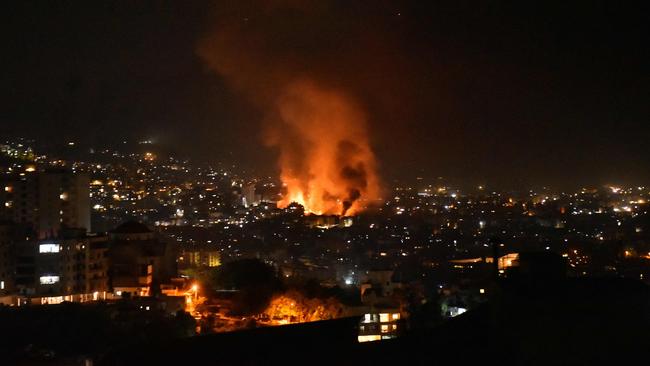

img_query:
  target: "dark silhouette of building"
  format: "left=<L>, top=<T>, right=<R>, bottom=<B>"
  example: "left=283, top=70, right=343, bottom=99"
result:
left=108, top=221, right=176, bottom=297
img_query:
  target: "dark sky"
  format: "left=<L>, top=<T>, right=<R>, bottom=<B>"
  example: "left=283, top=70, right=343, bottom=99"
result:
left=1, top=1, right=648, bottom=189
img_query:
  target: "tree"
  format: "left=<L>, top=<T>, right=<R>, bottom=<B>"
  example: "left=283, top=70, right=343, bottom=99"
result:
left=263, top=290, right=343, bottom=323
left=208, top=258, right=283, bottom=316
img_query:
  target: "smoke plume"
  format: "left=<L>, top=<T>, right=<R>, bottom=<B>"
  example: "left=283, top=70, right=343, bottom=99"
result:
left=198, top=2, right=380, bottom=215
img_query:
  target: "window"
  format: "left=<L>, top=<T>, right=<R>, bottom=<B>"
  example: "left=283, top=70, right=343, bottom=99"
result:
left=392, top=313, right=400, bottom=320
left=381, top=324, right=389, bottom=333
left=357, top=335, right=381, bottom=343
left=379, top=313, right=390, bottom=323
left=1, top=280, right=4, bottom=290
left=40, top=275, right=60, bottom=285
left=39, top=244, right=61, bottom=253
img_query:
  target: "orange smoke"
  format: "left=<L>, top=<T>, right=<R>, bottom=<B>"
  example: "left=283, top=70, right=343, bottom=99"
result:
left=197, top=3, right=381, bottom=216
left=271, top=80, right=379, bottom=216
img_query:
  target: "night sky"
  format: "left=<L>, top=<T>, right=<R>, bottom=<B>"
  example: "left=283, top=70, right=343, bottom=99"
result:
left=1, top=1, right=648, bottom=189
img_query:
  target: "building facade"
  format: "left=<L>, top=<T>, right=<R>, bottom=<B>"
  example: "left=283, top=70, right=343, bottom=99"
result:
left=0, top=170, right=91, bottom=239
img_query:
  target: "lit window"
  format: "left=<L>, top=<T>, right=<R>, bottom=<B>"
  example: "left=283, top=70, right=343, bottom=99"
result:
left=381, top=324, right=389, bottom=333
left=40, top=275, right=60, bottom=285
left=357, top=335, right=381, bottom=343
left=39, top=244, right=61, bottom=253
left=392, top=313, right=400, bottom=320
left=1, top=280, right=4, bottom=290
left=363, top=314, right=373, bottom=323
left=379, top=313, right=390, bottom=323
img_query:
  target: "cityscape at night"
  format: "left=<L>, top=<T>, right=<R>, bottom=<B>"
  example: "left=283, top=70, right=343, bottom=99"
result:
left=1, top=1, right=649, bottom=365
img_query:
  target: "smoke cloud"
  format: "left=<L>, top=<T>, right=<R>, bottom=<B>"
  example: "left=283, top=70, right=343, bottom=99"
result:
left=197, top=1, right=381, bottom=215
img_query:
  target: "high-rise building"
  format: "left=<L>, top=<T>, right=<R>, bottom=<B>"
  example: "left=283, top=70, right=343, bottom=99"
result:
left=0, top=169, right=91, bottom=239
left=241, top=183, right=260, bottom=207
left=0, top=222, right=16, bottom=297
left=0, top=222, right=33, bottom=301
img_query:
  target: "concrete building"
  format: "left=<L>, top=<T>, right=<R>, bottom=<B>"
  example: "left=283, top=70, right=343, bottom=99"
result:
left=0, top=169, right=90, bottom=239
left=241, top=183, right=260, bottom=208
left=108, top=221, right=176, bottom=297
left=178, top=247, right=221, bottom=269
left=33, top=231, right=110, bottom=302
left=357, top=269, right=405, bottom=342
left=1, top=220, right=180, bottom=306
left=0, top=222, right=18, bottom=297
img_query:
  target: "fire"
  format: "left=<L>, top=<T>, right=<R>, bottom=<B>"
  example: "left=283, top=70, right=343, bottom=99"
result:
left=196, top=4, right=381, bottom=216
left=270, top=80, right=380, bottom=216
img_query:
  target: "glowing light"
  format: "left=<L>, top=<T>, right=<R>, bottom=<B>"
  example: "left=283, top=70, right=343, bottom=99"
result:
left=358, top=335, right=382, bottom=343
left=39, top=244, right=61, bottom=253
left=273, top=81, right=380, bottom=216
left=39, top=275, right=60, bottom=285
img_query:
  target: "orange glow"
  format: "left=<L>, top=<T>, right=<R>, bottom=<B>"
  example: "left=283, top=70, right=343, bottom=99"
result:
left=197, top=11, right=380, bottom=216
left=271, top=80, right=380, bottom=216
left=263, top=291, right=343, bottom=325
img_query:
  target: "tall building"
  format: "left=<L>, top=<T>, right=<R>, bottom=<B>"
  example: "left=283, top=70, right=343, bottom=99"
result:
left=0, top=169, right=91, bottom=239
left=0, top=222, right=33, bottom=301
left=241, top=183, right=260, bottom=207
left=0, top=222, right=17, bottom=297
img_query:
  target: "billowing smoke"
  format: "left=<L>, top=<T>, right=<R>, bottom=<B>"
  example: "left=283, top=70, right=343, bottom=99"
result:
left=271, top=79, right=379, bottom=215
left=197, top=2, right=380, bottom=215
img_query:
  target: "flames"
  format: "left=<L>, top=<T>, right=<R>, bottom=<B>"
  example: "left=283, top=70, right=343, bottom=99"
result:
left=271, top=80, right=380, bottom=216
left=197, top=3, right=381, bottom=216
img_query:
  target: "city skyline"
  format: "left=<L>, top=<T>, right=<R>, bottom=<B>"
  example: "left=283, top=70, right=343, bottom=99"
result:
left=1, top=1, right=648, bottom=189
left=1, top=2, right=649, bottom=364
